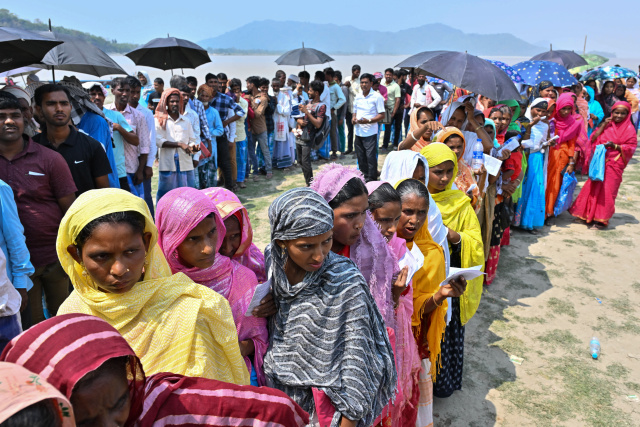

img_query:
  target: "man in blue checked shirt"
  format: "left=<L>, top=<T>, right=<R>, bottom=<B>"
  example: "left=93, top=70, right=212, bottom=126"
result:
left=205, top=73, right=244, bottom=192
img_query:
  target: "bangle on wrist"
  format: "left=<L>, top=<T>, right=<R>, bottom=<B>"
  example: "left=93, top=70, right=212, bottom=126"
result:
left=474, top=124, right=483, bottom=132
left=433, top=295, right=443, bottom=307
left=452, top=234, right=462, bottom=245
left=410, top=131, right=418, bottom=142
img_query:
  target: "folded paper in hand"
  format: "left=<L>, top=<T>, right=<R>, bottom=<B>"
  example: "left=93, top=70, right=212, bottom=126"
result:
left=498, top=137, right=520, bottom=156
left=245, top=279, right=271, bottom=316
left=439, top=265, right=485, bottom=287
left=398, top=243, right=425, bottom=283
left=483, top=154, right=502, bottom=176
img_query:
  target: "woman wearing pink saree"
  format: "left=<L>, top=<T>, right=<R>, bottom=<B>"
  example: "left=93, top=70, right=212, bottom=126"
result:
left=570, top=101, right=638, bottom=229
left=204, top=188, right=267, bottom=283
left=156, top=188, right=268, bottom=386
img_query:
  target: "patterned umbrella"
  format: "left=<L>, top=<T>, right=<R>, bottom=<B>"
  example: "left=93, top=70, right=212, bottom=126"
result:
left=579, top=66, right=638, bottom=82
left=512, top=60, right=578, bottom=87
left=569, top=54, right=609, bottom=74
left=484, top=59, right=525, bottom=84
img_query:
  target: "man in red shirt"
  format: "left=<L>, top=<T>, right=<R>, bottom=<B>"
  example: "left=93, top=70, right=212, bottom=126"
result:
left=0, top=93, right=76, bottom=326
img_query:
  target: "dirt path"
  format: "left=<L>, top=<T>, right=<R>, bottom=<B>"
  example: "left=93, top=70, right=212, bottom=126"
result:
left=236, top=148, right=640, bottom=426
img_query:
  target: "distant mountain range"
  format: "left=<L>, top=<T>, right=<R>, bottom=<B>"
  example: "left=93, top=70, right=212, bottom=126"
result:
left=200, top=21, right=543, bottom=56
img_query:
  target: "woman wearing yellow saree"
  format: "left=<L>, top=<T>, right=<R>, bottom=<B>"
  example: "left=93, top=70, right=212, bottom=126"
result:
left=420, top=143, right=485, bottom=398
left=56, top=188, right=250, bottom=385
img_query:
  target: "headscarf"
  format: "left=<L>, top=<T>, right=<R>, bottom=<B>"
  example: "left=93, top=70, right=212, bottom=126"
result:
left=408, top=106, right=438, bottom=152
left=484, top=118, right=500, bottom=148
left=534, top=80, right=554, bottom=98
left=154, top=88, right=184, bottom=129
left=439, top=101, right=467, bottom=129
left=392, top=179, right=448, bottom=379
left=264, top=188, right=396, bottom=426
left=197, top=83, right=214, bottom=98
left=310, top=164, right=398, bottom=327
left=498, top=99, right=522, bottom=131
left=156, top=187, right=268, bottom=385
left=1, top=314, right=309, bottom=427
left=585, top=86, right=604, bottom=134
left=137, top=70, right=153, bottom=98
left=420, top=144, right=485, bottom=325
left=596, top=81, right=619, bottom=117
left=593, top=101, right=637, bottom=166
left=0, top=86, right=31, bottom=107
left=0, top=362, right=75, bottom=427
left=522, top=98, right=551, bottom=153
left=204, top=188, right=267, bottom=283
left=380, top=151, right=451, bottom=274
left=56, top=188, right=250, bottom=385
left=434, top=127, right=480, bottom=211
left=554, top=93, right=584, bottom=144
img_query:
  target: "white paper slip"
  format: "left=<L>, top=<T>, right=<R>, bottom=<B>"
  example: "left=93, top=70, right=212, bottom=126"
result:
left=245, top=279, right=272, bottom=316
left=398, top=243, right=425, bottom=283
left=498, top=137, right=520, bottom=156
left=439, top=265, right=485, bottom=287
left=483, top=154, right=502, bottom=176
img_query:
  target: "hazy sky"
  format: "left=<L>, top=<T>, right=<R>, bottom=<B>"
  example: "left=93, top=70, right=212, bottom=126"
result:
left=10, top=1, right=638, bottom=56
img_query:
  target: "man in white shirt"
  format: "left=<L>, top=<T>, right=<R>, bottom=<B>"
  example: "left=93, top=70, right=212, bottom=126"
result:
left=343, top=64, right=361, bottom=154
left=410, top=74, right=442, bottom=115
left=352, top=73, right=385, bottom=182
left=155, top=89, right=198, bottom=201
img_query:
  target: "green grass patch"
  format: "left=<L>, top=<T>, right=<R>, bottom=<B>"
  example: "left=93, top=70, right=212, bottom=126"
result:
left=593, top=316, right=620, bottom=338
left=547, top=269, right=566, bottom=279
left=605, top=363, right=629, bottom=379
left=609, top=297, right=633, bottom=315
left=633, top=282, right=640, bottom=293
left=547, top=297, right=578, bottom=318
left=566, top=286, right=597, bottom=298
left=492, top=336, right=528, bottom=357
left=538, top=329, right=581, bottom=350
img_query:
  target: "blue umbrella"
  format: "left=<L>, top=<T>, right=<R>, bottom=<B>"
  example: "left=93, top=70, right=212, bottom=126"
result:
left=579, top=66, right=638, bottom=82
left=512, top=60, right=578, bottom=87
left=484, top=59, right=525, bottom=84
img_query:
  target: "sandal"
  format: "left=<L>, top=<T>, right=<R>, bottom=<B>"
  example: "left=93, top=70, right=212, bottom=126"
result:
left=239, top=182, right=247, bottom=189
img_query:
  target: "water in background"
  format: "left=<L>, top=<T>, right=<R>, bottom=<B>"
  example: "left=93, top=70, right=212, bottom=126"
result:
left=16, top=54, right=640, bottom=88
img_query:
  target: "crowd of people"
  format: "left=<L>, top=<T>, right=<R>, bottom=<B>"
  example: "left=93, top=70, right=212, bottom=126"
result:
left=0, top=61, right=638, bottom=427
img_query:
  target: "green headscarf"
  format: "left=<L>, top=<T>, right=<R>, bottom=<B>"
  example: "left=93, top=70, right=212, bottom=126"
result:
left=498, top=99, right=521, bottom=132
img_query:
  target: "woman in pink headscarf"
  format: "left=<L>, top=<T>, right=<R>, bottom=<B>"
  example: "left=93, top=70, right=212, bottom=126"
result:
left=545, top=93, right=585, bottom=218
left=570, top=101, right=638, bottom=229
left=156, top=187, right=268, bottom=387
left=204, top=187, right=267, bottom=283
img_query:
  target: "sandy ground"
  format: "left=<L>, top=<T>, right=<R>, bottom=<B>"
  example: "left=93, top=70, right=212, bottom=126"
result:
left=153, top=143, right=640, bottom=426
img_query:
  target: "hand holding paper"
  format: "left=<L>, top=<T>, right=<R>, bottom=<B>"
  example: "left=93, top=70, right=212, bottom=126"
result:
left=245, top=280, right=272, bottom=316
left=439, top=265, right=485, bottom=288
left=398, top=243, right=425, bottom=283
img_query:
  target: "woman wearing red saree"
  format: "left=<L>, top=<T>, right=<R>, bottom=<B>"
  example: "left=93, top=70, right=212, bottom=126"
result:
left=545, top=93, right=585, bottom=218
left=569, top=101, right=638, bottom=229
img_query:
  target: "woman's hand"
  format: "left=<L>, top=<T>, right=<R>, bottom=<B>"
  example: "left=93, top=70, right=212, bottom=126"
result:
left=437, top=277, right=467, bottom=299
left=239, top=339, right=255, bottom=358
left=566, top=163, right=575, bottom=174
left=392, top=266, right=409, bottom=306
left=497, top=149, right=511, bottom=161
left=252, top=292, right=277, bottom=318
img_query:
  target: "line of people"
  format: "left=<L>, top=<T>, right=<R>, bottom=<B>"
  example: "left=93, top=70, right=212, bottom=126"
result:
left=0, top=64, right=638, bottom=426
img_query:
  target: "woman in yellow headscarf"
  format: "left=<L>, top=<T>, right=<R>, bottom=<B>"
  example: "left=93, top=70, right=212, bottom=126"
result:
left=434, top=127, right=483, bottom=212
left=420, top=143, right=484, bottom=399
left=56, top=188, right=250, bottom=385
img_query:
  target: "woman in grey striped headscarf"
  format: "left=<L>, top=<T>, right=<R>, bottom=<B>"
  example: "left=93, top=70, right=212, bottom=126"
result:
left=263, top=187, right=397, bottom=427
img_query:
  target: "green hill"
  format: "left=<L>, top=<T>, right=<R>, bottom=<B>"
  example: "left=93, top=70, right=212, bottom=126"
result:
left=0, top=9, right=137, bottom=53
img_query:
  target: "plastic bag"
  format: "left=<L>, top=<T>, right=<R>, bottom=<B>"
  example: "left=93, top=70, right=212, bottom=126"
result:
left=588, top=144, right=606, bottom=182
left=553, top=172, right=578, bottom=216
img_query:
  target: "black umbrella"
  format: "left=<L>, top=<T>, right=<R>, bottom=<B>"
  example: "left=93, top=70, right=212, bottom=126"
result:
left=397, top=50, right=521, bottom=101
left=126, top=36, right=211, bottom=73
left=529, top=48, right=588, bottom=70
left=275, top=43, right=333, bottom=68
left=0, top=27, right=63, bottom=73
left=34, top=31, right=127, bottom=80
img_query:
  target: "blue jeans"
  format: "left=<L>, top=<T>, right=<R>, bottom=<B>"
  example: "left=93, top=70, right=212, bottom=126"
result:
left=253, top=132, right=272, bottom=173
left=127, top=173, right=145, bottom=199
left=236, top=139, right=247, bottom=182
left=143, top=177, right=154, bottom=218
left=157, top=157, right=196, bottom=202
left=246, top=125, right=259, bottom=176
left=0, top=314, right=21, bottom=353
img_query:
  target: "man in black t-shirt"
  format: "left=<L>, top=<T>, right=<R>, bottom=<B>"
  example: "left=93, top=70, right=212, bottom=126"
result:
left=395, top=69, right=412, bottom=139
left=147, top=77, right=164, bottom=113
left=33, top=84, right=111, bottom=196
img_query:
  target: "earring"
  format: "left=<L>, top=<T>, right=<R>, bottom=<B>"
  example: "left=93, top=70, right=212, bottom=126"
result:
left=280, top=245, right=286, bottom=257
